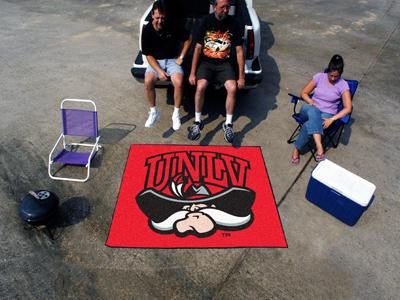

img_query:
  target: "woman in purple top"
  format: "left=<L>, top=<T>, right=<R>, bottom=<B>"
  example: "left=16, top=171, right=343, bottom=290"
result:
left=291, top=55, right=352, bottom=164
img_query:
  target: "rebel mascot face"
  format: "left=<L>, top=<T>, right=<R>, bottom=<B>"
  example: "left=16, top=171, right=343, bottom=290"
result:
left=149, top=203, right=253, bottom=237
left=176, top=212, right=215, bottom=235
left=175, top=204, right=215, bottom=235
left=136, top=151, right=256, bottom=238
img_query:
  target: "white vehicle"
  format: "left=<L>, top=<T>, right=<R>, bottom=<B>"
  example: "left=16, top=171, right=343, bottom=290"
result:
left=131, top=0, right=262, bottom=89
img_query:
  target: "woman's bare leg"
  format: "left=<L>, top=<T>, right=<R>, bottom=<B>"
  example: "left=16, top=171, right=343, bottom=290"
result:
left=313, top=133, right=324, bottom=155
left=292, top=147, right=299, bottom=160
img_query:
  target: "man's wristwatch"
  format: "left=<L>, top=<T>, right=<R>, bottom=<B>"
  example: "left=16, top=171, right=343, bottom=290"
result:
left=179, top=55, right=184, bottom=60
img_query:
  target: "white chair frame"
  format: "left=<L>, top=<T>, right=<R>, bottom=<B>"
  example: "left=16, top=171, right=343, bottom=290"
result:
left=48, top=99, right=101, bottom=182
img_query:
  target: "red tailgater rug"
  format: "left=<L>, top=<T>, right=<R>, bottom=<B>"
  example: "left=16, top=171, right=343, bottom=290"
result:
left=106, top=145, right=287, bottom=248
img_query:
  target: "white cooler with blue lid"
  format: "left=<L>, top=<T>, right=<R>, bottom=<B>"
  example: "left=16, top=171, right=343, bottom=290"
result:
left=306, top=159, right=376, bottom=226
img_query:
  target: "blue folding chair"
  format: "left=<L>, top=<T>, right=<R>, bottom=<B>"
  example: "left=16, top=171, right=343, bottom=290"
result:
left=287, top=80, right=359, bottom=160
left=48, top=99, right=101, bottom=182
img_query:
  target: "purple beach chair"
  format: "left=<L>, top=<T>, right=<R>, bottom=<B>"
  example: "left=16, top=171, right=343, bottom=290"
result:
left=48, top=99, right=101, bottom=182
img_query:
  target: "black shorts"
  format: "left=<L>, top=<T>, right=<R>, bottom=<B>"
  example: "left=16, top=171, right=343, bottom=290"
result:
left=196, top=61, right=236, bottom=84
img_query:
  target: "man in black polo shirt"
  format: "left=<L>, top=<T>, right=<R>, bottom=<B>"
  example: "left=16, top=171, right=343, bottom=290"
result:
left=141, top=1, right=191, bottom=130
left=188, top=0, right=245, bottom=143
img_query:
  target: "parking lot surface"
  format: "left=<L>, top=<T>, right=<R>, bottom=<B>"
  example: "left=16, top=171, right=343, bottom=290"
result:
left=1, top=0, right=399, bottom=298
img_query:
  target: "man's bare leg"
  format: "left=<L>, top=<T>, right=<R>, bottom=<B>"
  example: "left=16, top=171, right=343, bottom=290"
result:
left=222, top=80, right=237, bottom=143
left=171, top=72, right=184, bottom=108
left=144, top=72, right=157, bottom=107
left=195, top=79, right=208, bottom=115
left=170, top=72, right=184, bottom=130
left=144, top=72, right=160, bottom=127
left=224, top=79, right=237, bottom=117
left=188, top=79, right=208, bottom=140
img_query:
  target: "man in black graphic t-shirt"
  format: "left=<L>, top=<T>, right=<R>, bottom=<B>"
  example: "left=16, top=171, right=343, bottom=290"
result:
left=141, top=1, right=191, bottom=131
left=188, top=0, right=245, bottom=144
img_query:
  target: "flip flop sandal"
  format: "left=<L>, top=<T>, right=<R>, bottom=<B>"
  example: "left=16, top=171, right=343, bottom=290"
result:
left=291, top=156, right=300, bottom=165
left=315, top=153, right=325, bottom=162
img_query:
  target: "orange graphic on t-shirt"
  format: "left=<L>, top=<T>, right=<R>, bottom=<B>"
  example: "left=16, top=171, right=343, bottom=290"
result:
left=203, top=31, right=232, bottom=59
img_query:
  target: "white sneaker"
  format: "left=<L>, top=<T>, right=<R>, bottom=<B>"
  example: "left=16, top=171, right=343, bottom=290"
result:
left=145, top=109, right=160, bottom=128
left=172, top=113, right=181, bottom=131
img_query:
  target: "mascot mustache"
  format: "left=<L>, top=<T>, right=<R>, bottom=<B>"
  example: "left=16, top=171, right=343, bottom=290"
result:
left=151, top=208, right=252, bottom=232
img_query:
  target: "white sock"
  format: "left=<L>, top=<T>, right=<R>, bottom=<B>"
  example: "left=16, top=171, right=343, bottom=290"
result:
left=150, top=106, right=157, bottom=113
left=173, top=106, right=180, bottom=116
left=195, top=112, right=202, bottom=122
left=225, top=114, right=233, bottom=125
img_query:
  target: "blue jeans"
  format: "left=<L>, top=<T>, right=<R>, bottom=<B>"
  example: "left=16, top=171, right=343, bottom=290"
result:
left=294, top=104, right=333, bottom=150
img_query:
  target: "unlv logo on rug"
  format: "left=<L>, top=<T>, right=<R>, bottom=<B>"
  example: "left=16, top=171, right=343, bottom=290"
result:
left=136, top=151, right=256, bottom=237
left=107, top=145, right=287, bottom=248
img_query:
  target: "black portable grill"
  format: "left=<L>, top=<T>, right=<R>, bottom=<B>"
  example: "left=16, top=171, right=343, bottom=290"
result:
left=19, top=190, right=59, bottom=225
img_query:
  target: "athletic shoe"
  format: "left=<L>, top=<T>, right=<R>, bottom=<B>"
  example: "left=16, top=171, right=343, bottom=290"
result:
left=172, top=113, right=181, bottom=131
left=145, top=108, right=160, bottom=128
left=222, top=123, right=234, bottom=143
left=187, top=120, right=204, bottom=140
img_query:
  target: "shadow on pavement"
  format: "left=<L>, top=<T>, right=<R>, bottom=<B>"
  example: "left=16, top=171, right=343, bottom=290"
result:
left=339, top=118, right=354, bottom=146
left=233, top=21, right=279, bottom=146
left=98, top=123, right=136, bottom=144
left=40, top=196, right=92, bottom=240
left=21, top=197, right=91, bottom=241
left=54, top=197, right=91, bottom=228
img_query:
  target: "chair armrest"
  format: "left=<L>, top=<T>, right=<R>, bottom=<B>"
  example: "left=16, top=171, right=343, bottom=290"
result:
left=49, top=133, right=64, bottom=162
left=288, top=93, right=303, bottom=103
left=288, top=93, right=304, bottom=115
left=86, top=136, right=101, bottom=166
left=340, top=113, right=351, bottom=124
